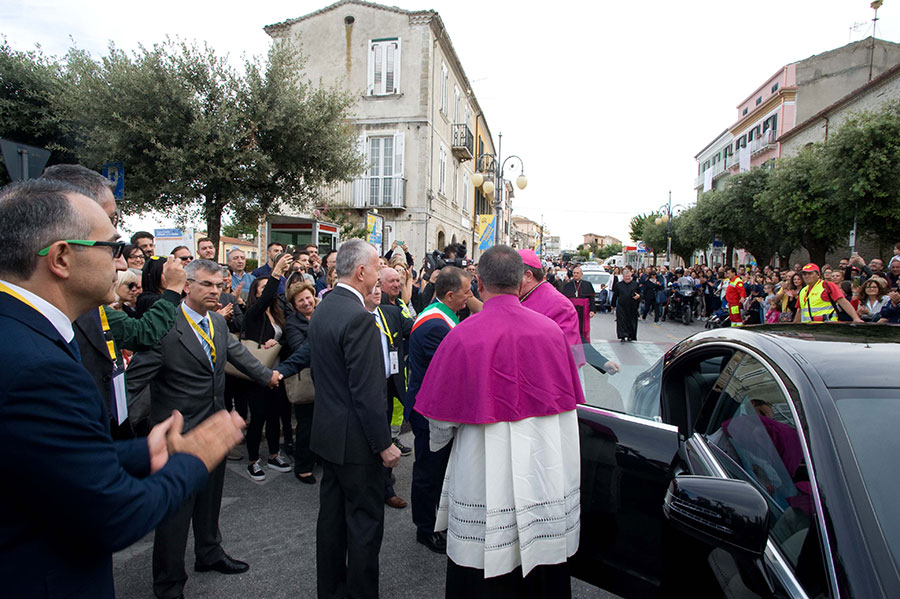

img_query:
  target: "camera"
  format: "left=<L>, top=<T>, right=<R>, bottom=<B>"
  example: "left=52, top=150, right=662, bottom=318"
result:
left=424, top=244, right=468, bottom=279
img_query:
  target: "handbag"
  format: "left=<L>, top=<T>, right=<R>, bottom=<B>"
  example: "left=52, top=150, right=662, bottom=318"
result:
left=284, top=370, right=315, bottom=405
left=225, top=309, right=282, bottom=381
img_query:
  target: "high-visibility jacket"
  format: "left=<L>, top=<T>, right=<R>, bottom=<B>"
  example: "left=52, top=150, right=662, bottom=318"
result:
left=724, top=277, right=746, bottom=305
left=799, top=280, right=838, bottom=322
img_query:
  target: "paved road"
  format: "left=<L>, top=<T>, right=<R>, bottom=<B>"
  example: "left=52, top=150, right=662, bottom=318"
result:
left=111, top=311, right=704, bottom=599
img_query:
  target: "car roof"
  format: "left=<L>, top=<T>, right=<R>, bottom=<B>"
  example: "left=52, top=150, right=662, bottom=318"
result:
left=679, top=324, right=900, bottom=389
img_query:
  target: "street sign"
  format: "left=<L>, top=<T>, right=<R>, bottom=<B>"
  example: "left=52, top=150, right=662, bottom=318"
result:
left=102, top=162, right=125, bottom=199
left=0, top=138, right=51, bottom=181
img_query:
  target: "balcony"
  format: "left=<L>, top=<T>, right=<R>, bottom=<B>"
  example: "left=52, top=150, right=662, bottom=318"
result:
left=694, top=159, right=727, bottom=189
left=749, top=129, right=777, bottom=156
left=451, top=123, right=474, bottom=161
left=319, top=176, right=407, bottom=209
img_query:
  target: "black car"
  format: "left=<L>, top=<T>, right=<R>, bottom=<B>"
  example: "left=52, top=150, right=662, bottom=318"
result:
left=572, top=324, right=900, bottom=599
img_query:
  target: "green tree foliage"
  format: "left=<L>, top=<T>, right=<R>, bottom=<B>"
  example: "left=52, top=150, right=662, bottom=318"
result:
left=61, top=39, right=362, bottom=257
left=826, top=100, right=900, bottom=246
left=629, top=212, right=657, bottom=244
left=596, top=242, right=622, bottom=260
left=0, top=39, right=77, bottom=182
left=763, top=145, right=845, bottom=266
left=668, top=207, right=708, bottom=263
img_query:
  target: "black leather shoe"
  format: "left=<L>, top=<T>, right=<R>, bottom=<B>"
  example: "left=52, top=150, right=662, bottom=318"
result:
left=194, top=554, right=249, bottom=574
left=416, top=530, right=447, bottom=554
left=294, top=471, right=316, bottom=484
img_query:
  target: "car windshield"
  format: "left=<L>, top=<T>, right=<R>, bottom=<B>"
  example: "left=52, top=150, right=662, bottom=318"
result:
left=832, top=389, right=900, bottom=572
left=581, top=272, right=611, bottom=288
left=577, top=342, right=665, bottom=421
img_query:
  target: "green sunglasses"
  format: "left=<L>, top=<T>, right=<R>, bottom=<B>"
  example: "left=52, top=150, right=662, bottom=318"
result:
left=37, top=240, right=128, bottom=259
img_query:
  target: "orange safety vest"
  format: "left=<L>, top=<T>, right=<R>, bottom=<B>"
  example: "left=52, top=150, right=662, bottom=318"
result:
left=799, top=280, right=837, bottom=322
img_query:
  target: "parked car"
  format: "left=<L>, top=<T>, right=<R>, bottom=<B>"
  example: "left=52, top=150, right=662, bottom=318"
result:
left=580, top=270, right=611, bottom=291
left=572, top=324, right=900, bottom=599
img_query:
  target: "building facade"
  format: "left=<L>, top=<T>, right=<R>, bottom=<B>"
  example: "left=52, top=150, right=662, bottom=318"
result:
left=265, top=0, right=499, bottom=261
left=582, top=233, right=621, bottom=249
left=694, top=38, right=900, bottom=198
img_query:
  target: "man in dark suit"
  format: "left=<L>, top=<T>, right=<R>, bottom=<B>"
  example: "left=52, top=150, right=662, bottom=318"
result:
left=40, top=164, right=190, bottom=439
left=308, top=239, right=401, bottom=599
left=366, top=277, right=413, bottom=508
left=0, top=180, right=245, bottom=599
left=127, top=259, right=280, bottom=599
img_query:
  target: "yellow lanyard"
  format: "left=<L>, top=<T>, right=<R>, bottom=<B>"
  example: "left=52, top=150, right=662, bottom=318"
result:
left=0, top=281, right=39, bottom=311
left=182, top=305, right=216, bottom=364
left=97, top=306, right=118, bottom=362
left=374, top=307, right=395, bottom=346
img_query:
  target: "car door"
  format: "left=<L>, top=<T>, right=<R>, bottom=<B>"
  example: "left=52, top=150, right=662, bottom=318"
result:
left=572, top=344, right=735, bottom=598
left=690, top=349, right=830, bottom=599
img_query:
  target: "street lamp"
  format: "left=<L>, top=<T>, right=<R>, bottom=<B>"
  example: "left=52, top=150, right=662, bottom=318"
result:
left=869, top=1, right=883, bottom=82
left=655, top=190, right=687, bottom=265
left=471, top=132, right=527, bottom=245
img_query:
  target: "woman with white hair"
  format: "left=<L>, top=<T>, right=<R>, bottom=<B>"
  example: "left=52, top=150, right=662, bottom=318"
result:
left=113, top=268, right=142, bottom=318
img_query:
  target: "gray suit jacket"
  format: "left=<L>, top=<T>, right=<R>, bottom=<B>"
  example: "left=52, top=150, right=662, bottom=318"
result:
left=127, top=306, right=272, bottom=432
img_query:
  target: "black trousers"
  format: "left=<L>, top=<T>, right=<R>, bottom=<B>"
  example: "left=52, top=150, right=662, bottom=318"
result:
left=293, top=402, right=316, bottom=474
left=239, top=380, right=281, bottom=462
left=317, top=459, right=384, bottom=599
left=445, top=559, right=570, bottom=599
left=384, top=377, right=400, bottom=500
left=152, top=462, right=226, bottom=599
left=410, top=409, right=451, bottom=534
left=224, top=373, right=248, bottom=419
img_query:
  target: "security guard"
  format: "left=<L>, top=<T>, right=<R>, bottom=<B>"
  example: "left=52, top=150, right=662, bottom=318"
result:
left=795, top=263, right=862, bottom=323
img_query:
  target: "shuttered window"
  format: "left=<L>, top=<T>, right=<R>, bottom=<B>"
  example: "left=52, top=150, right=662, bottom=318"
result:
left=368, top=38, right=401, bottom=95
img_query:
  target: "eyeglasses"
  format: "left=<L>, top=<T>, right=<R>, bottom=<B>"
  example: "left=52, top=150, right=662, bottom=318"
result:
left=128, top=253, right=145, bottom=261
left=187, top=279, right=226, bottom=290
left=177, top=255, right=194, bottom=262
left=37, top=240, right=127, bottom=259
left=126, top=282, right=139, bottom=291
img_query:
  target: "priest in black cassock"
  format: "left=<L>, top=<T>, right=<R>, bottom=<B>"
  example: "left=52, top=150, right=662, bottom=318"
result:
left=613, top=266, right=641, bottom=341
left=561, top=265, right=595, bottom=343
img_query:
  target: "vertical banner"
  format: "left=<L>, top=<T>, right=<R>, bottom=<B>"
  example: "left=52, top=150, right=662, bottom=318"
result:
left=477, top=215, right=495, bottom=250
left=366, top=212, right=384, bottom=254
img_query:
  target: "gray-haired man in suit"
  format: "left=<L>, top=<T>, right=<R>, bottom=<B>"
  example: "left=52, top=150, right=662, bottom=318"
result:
left=127, top=259, right=282, bottom=599
left=309, top=239, right=401, bottom=599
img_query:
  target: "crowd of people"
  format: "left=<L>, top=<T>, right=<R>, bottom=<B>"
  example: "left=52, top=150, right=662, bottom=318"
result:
left=1, top=163, right=898, bottom=599
left=536, top=250, right=900, bottom=335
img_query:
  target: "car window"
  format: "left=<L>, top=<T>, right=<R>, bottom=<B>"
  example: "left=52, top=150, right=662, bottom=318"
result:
left=661, top=351, right=731, bottom=435
left=579, top=344, right=664, bottom=420
left=704, top=353, right=815, bottom=571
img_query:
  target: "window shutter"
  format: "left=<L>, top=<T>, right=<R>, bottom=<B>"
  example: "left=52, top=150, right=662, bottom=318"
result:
left=393, top=132, right=404, bottom=177
left=354, top=134, right=367, bottom=207
left=385, top=43, right=395, bottom=94
left=392, top=40, right=401, bottom=94
left=367, top=44, right=376, bottom=95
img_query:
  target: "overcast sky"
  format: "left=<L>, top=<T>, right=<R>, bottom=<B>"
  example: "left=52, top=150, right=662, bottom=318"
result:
left=3, top=0, right=898, bottom=249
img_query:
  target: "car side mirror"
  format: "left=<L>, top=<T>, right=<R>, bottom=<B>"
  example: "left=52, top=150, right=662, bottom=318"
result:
left=663, top=476, right=768, bottom=558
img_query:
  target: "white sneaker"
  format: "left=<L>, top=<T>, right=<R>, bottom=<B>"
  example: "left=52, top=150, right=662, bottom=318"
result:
left=248, top=460, right=265, bottom=482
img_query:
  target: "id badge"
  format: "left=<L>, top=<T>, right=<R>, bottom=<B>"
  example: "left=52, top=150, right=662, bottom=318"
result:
left=111, top=366, right=128, bottom=425
left=389, top=350, right=399, bottom=375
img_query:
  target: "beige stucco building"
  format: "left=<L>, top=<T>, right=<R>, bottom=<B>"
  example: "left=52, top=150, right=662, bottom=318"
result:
left=264, top=0, right=500, bottom=261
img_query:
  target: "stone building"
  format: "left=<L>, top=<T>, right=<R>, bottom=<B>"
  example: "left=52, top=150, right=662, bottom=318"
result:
left=264, top=0, right=500, bottom=261
left=694, top=38, right=900, bottom=198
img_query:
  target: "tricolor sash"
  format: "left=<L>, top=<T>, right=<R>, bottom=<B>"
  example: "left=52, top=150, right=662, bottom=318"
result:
left=411, top=300, right=459, bottom=333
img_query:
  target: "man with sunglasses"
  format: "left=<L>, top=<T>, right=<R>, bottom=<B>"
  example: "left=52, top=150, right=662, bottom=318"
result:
left=40, top=165, right=188, bottom=439
left=0, top=179, right=247, bottom=599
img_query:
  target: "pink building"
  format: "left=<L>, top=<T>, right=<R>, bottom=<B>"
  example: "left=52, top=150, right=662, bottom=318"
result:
left=695, top=38, right=900, bottom=197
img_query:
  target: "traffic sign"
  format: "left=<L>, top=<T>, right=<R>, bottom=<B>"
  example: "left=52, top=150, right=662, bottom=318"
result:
left=102, top=162, right=124, bottom=199
left=0, top=138, right=50, bottom=181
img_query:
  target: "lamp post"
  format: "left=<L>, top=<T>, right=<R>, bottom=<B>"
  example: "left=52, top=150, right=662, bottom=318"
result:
left=471, top=132, right=528, bottom=246
left=869, top=0, right=883, bottom=82
left=654, top=190, right=687, bottom=265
